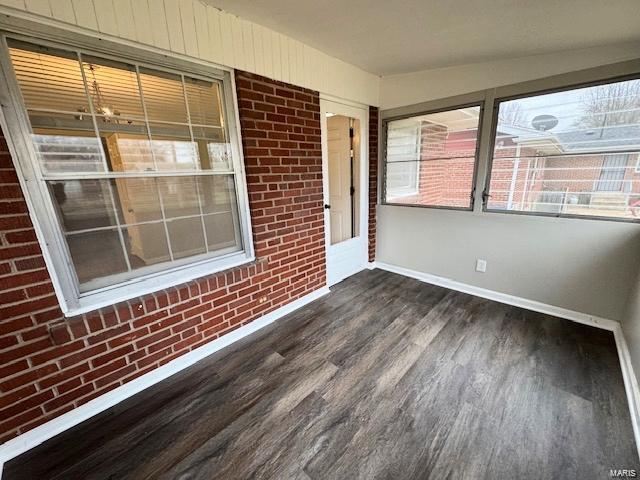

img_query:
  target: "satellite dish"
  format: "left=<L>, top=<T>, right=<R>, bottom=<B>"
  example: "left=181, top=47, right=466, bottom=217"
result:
left=531, top=114, right=558, bottom=131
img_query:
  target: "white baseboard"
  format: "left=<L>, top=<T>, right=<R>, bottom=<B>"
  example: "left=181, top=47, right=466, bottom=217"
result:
left=0, top=286, right=331, bottom=467
left=373, top=261, right=618, bottom=331
left=373, top=260, right=640, bottom=460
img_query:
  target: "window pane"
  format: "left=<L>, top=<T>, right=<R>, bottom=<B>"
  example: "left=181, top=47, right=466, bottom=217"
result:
left=198, top=176, right=241, bottom=251
left=29, top=111, right=104, bottom=173
left=139, top=68, right=188, bottom=123
left=149, top=122, right=198, bottom=171
left=384, top=106, right=481, bottom=208
left=98, top=117, right=155, bottom=172
left=204, top=213, right=239, bottom=251
left=82, top=56, right=144, bottom=119
left=48, top=179, right=120, bottom=232
left=158, top=177, right=200, bottom=218
left=184, top=77, right=224, bottom=127
left=8, top=41, right=89, bottom=113
left=487, top=78, right=640, bottom=220
left=67, top=229, right=128, bottom=286
left=192, top=126, right=231, bottom=171
left=167, top=217, right=206, bottom=259
left=123, top=223, right=171, bottom=269
left=112, top=178, right=163, bottom=224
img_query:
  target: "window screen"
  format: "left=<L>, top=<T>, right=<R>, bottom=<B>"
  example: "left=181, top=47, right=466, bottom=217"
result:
left=486, top=78, right=640, bottom=220
left=384, top=105, right=482, bottom=209
left=7, top=39, right=244, bottom=292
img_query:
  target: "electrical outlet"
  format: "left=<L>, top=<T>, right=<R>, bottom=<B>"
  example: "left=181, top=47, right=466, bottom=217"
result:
left=476, top=259, right=487, bottom=273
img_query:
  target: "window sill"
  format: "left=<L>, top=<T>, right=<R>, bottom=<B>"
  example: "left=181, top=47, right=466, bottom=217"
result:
left=62, top=251, right=256, bottom=317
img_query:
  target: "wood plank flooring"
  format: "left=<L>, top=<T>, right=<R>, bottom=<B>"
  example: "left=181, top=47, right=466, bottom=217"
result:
left=4, top=269, right=639, bottom=479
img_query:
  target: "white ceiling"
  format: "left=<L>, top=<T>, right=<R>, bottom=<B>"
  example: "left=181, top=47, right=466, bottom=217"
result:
left=204, top=0, right=640, bottom=76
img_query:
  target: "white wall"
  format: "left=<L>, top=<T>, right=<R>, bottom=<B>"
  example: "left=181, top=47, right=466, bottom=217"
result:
left=380, top=41, right=640, bottom=109
left=0, top=0, right=379, bottom=106
left=377, top=46, right=640, bottom=321
left=379, top=206, right=640, bottom=320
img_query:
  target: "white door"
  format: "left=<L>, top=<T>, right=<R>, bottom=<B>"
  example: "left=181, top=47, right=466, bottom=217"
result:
left=320, top=98, right=369, bottom=286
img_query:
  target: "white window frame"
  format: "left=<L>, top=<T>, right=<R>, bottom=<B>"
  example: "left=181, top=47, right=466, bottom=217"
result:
left=0, top=31, right=254, bottom=316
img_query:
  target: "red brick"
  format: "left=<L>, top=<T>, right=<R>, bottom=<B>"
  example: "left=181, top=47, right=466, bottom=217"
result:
left=0, top=71, right=328, bottom=439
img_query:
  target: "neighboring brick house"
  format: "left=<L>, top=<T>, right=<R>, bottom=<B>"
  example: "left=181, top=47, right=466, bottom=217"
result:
left=390, top=120, right=640, bottom=217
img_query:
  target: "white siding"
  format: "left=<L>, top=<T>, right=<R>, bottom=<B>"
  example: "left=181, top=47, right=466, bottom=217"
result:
left=0, top=0, right=379, bottom=105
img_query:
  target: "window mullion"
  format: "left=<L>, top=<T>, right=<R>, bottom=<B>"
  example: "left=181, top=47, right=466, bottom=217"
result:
left=78, top=51, right=132, bottom=273
left=181, top=74, right=210, bottom=253
left=136, top=64, right=176, bottom=262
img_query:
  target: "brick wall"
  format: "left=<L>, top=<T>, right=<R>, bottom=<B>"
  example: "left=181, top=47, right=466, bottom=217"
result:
left=0, top=71, right=326, bottom=443
left=368, top=107, right=378, bottom=262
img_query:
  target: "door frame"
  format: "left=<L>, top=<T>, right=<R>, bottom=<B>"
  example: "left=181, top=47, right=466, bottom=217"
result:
left=320, top=95, right=369, bottom=286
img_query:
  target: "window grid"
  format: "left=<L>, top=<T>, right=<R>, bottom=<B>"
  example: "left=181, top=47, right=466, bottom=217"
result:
left=7, top=38, right=242, bottom=293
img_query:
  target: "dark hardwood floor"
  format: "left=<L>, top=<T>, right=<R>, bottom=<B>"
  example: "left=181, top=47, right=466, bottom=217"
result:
left=4, top=269, right=638, bottom=479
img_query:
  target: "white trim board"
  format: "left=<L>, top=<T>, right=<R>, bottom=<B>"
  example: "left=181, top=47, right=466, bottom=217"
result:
left=0, top=286, right=331, bottom=469
left=372, top=260, right=640, bottom=461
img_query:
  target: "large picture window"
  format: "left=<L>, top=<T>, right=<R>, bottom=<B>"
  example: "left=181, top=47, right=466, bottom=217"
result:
left=383, top=104, right=482, bottom=209
left=1, top=37, right=252, bottom=313
left=485, top=77, right=640, bottom=220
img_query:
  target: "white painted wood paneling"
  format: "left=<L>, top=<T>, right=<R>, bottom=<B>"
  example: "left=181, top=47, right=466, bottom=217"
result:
left=218, top=9, right=234, bottom=69
left=193, top=0, right=212, bottom=62
left=206, top=6, right=223, bottom=64
left=178, top=0, right=198, bottom=58
left=131, top=0, right=154, bottom=46
left=0, top=0, right=380, bottom=105
left=48, top=0, right=75, bottom=24
left=93, top=0, right=118, bottom=36
left=70, top=0, right=97, bottom=30
left=0, top=0, right=25, bottom=9
left=112, top=0, right=136, bottom=42
left=147, top=0, right=170, bottom=50
left=164, top=0, right=185, bottom=54
left=24, top=0, right=50, bottom=16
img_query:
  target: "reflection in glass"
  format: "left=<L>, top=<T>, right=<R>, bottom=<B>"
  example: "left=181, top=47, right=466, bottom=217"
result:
left=82, top=56, right=144, bottom=119
left=48, top=179, right=120, bottom=232
left=185, top=77, right=223, bottom=127
left=158, top=177, right=200, bottom=218
left=204, top=213, right=238, bottom=251
left=67, top=229, right=128, bottom=286
left=149, top=123, right=198, bottom=171
left=139, top=68, right=188, bottom=123
left=123, top=223, right=171, bottom=269
left=112, top=177, right=163, bottom=224
left=384, top=106, right=481, bottom=208
left=167, top=217, right=206, bottom=259
left=8, top=41, right=89, bottom=113
left=197, top=175, right=236, bottom=214
left=488, top=78, right=640, bottom=219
